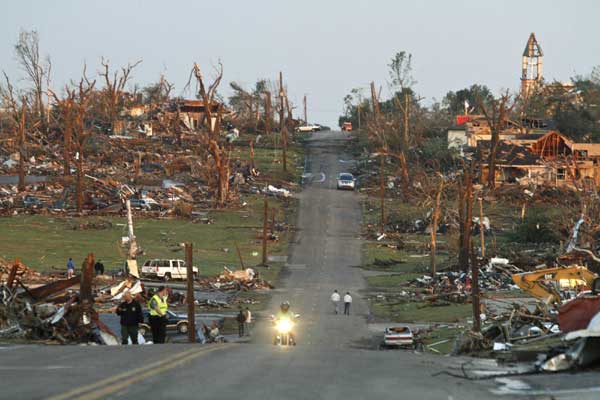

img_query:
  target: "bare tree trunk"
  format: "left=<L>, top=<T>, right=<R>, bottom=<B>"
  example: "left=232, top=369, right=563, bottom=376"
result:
left=76, top=149, right=83, bottom=212
left=63, top=103, right=72, bottom=176
left=399, top=151, right=410, bottom=199
left=403, top=92, right=410, bottom=151
left=430, top=177, right=444, bottom=275
left=458, top=162, right=474, bottom=270
left=250, top=139, right=255, bottom=170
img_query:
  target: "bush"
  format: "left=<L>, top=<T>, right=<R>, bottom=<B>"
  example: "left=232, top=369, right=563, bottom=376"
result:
left=508, top=211, right=560, bottom=244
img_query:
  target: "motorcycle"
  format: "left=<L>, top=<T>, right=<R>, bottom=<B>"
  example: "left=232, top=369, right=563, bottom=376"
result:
left=271, top=314, right=300, bottom=346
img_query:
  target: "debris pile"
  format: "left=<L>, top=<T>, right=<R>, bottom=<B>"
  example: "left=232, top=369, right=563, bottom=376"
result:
left=0, top=257, right=118, bottom=344
left=200, top=267, right=274, bottom=291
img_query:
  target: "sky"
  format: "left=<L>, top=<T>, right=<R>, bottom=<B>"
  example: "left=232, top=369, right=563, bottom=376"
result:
left=1, top=0, right=599, bottom=128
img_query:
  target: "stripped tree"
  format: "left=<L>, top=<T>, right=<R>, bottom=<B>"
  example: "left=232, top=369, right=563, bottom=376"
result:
left=189, top=62, right=230, bottom=207
left=53, top=68, right=96, bottom=212
left=98, top=58, right=142, bottom=133
left=475, top=90, right=518, bottom=189
left=14, top=30, right=50, bottom=130
left=0, top=74, right=32, bottom=191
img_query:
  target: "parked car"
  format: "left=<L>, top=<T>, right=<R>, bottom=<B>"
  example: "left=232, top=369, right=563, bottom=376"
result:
left=139, top=310, right=189, bottom=336
left=83, top=198, right=109, bottom=210
left=381, top=326, right=414, bottom=348
left=336, top=173, right=356, bottom=190
left=296, top=124, right=322, bottom=133
left=140, top=259, right=198, bottom=281
left=341, top=122, right=353, bottom=131
left=128, top=198, right=160, bottom=211
left=23, top=195, right=43, bottom=209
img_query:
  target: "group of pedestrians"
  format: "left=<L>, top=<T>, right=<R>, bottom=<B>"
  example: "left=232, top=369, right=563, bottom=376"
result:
left=236, top=307, right=252, bottom=337
left=330, top=290, right=353, bottom=315
left=65, top=257, right=105, bottom=278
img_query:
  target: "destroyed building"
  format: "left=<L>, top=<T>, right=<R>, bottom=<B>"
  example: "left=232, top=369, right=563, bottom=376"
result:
left=477, top=130, right=600, bottom=188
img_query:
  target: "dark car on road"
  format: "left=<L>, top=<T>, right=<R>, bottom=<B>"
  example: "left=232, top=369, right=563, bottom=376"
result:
left=139, top=309, right=189, bottom=337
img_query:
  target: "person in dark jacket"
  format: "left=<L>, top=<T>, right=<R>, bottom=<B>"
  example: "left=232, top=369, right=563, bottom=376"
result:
left=116, top=290, right=144, bottom=345
left=94, top=260, right=105, bottom=276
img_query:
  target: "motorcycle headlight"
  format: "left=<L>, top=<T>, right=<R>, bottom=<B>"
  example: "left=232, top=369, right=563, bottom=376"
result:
left=276, top=318, right=293, bottom=334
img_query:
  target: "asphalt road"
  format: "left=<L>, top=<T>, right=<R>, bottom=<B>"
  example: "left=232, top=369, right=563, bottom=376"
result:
left=2, top=131, right=598, bottom=400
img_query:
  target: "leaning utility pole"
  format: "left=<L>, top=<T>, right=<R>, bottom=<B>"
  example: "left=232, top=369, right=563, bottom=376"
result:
left=279, top=72, right=287, bottom=172
left=125, top=199, right=140, bottom=278
left=303, top=94, right=307, bottom=125
left=185, top=243, right=196, bottom=343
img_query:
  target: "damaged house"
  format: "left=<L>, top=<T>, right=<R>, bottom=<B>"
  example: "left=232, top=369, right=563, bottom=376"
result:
left=173, top=99, right=230, bottom=131
left=477, top=130, right=600, bottom=189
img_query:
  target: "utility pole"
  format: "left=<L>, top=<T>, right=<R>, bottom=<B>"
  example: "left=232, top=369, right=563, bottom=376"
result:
left=380, top=155, right=385, bottom=233
left=471, top=249, right=481, bottom=333
left=303, top=94, right=307, bottom=125
left=270, top=208, right=276, bottom=234
left=264, top=91, right=272, bottom=135
left=279, top=72, right=287, bottom=172
left=185, top=243, right=196, bottom=343
left=17, top=101, right=26, bottom=192
left=478, top=198, right=485, bottom=258
left=262, top=198, right=269, bottom=266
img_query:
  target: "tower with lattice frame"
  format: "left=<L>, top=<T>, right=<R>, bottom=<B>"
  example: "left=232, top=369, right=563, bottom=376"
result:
left=521, top=32, right=543, bottom=98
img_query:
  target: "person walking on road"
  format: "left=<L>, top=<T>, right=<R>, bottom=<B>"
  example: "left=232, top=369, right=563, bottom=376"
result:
left=343, top=292, right=352, bottom=315
left=116, top=290, right=144, bottom=345
left=331, top=290, right=341, bottom=314
left=244, top=307, right=252, bottom=336
left=236, top=308, right=245, bottom=337
left=148, top=286, right=169, bottom=343
left=66, top=258, right=75, bottom=279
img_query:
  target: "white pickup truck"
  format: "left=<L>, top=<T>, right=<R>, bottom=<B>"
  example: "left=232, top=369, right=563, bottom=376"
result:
left=140, top=259, right=198, bottom=281
left=296, top=124, right=322, bottom=133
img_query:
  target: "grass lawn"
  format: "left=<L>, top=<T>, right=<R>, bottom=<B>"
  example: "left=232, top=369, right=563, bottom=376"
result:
left=1, top=135, right=305, bottom=281
left=0, top=194, right=296, bottom=278
left=232, top=134, right=305, bottom=184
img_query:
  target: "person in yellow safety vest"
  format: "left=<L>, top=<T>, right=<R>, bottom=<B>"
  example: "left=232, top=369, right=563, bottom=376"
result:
left=148, top=286, right=169, bottom=343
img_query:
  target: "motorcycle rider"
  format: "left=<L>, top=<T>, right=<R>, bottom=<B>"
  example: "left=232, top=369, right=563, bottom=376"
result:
left=274, top=301, right=296, bottom=345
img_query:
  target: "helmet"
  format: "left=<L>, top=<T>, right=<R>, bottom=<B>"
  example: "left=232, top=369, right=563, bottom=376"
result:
left=280, top=301, right=290, bottom=312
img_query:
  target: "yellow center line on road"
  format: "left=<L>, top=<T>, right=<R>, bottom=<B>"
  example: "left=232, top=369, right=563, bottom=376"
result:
left=47, top=344, right=229, bottom=400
